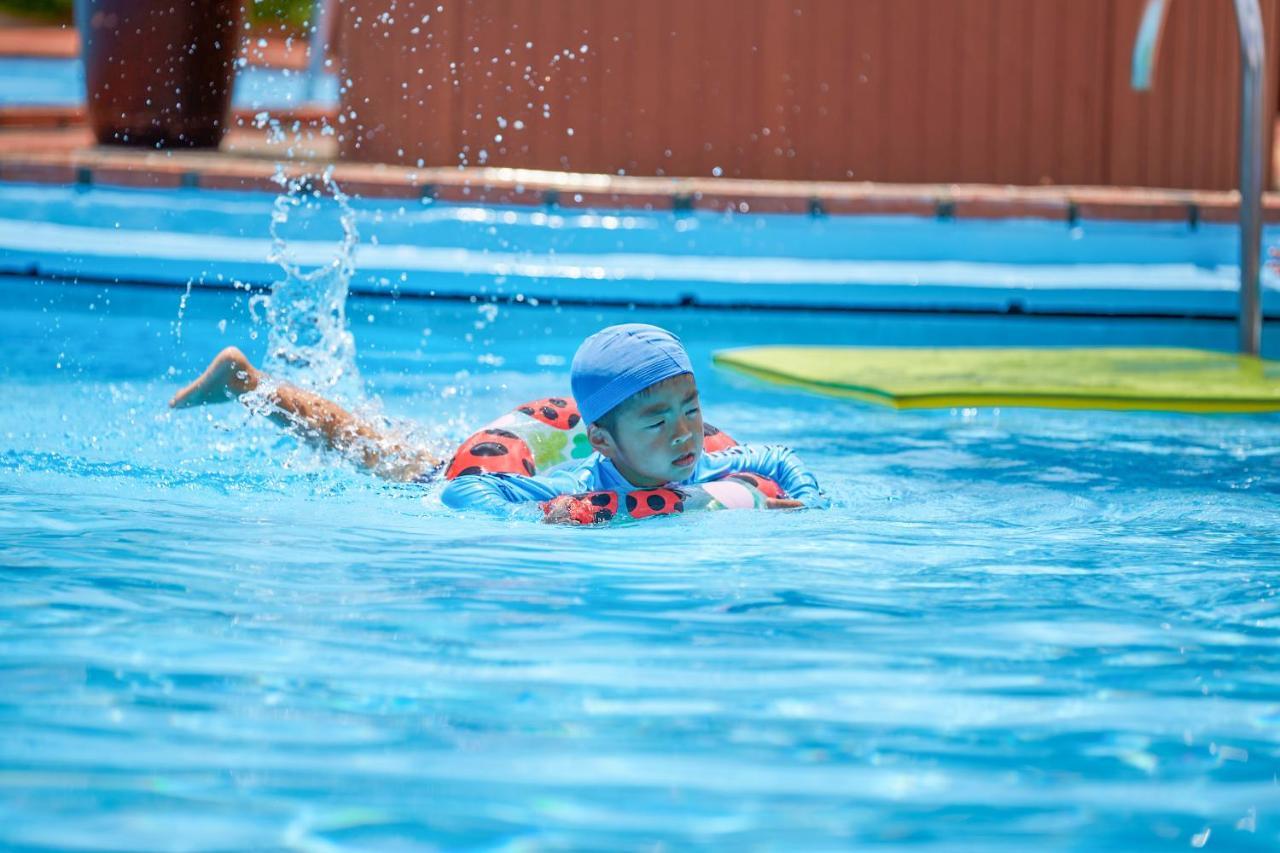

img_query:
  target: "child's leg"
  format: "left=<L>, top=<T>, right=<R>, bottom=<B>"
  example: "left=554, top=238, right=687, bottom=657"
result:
left=170, top=346, right=441, bottom=482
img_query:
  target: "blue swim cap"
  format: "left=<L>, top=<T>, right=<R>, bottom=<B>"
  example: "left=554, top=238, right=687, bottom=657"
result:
left=570, top=324, right=693, bottom=424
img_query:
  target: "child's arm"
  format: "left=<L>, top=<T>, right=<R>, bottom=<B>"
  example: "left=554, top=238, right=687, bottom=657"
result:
left=700, top=444, right=828, bottom=507
left=440, top=469, right=586, bottom=516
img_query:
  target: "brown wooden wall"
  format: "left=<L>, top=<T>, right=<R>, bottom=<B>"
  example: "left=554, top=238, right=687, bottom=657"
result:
left=336, top=0, right=1280, bottom=190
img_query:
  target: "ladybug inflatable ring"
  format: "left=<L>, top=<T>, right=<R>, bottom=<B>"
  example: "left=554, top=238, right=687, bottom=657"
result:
left=444, top=396, right=787, bottom=524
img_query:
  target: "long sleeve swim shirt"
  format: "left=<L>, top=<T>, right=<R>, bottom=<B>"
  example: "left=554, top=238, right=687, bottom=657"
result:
left=440, top=443, right=826, bottom=517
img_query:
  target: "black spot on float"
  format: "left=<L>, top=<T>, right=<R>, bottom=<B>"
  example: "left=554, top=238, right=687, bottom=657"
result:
left=567, top=413, right=581, bottom=428
left=518, top=406, right=534, bottom=416
left=540, top=405, right=559, bottom=421
left=704, top=424, right=721, bottom=435
left=590, top=492, right=612, bottom=507
left=646, top=494, right=666, bottom=511
left=674, top=501, right=685, bottom=513
left=470, top=442, right=509, bottom=456
left=594, top=509, right=614, bottom=523
left=522, top=459, right=536, bottom=475
left=625, top=494, right=638, bottom=513
left=458, top=466, right=483, bottom=477
left=485, top=428, right=520, bottom=439
left=549, top=397, right=568, bottom=407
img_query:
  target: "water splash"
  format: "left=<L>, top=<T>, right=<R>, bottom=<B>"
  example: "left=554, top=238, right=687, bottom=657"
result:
left=248, top=166, right=363, bottom=405
left=239, top=166, right=447, bottom=476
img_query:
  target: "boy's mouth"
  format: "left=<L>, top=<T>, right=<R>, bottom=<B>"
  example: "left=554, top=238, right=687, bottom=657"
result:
left=672, top=451, right=696, bottom=468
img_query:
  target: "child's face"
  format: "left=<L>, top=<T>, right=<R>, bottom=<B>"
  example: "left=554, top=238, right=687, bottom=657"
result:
left=589, top=373, right=704, bottom=487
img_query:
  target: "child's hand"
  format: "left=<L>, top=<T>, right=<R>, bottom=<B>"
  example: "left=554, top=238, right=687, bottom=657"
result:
left=540, top=492, right=618, bottom=525
left=540, top=500, right=580, bottom=525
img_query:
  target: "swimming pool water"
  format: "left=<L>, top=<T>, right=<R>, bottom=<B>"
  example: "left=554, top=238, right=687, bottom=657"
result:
left=2, top=274, right=1278, bottom=849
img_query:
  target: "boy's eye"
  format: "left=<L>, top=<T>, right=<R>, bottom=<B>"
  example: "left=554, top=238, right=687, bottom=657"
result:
left=686, top=407, right=700, bottom=416
left=646, top=420, right=664, bottom=430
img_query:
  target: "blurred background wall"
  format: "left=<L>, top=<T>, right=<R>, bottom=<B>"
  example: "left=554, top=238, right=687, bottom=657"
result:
left=336, top=0, right=1280, bottom=190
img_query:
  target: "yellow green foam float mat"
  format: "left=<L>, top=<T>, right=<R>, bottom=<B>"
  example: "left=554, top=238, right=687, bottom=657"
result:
left=712, top=347, right=1280, bottom=413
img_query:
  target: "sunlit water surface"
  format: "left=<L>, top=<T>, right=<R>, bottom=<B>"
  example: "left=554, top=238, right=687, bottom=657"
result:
left=2, top=276, right=1279, bottom=850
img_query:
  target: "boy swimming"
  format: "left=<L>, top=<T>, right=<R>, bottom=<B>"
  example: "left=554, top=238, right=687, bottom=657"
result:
left=171, top=323, right=825, bottom=522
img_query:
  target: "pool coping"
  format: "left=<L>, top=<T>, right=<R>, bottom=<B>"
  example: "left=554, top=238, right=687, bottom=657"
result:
left=2, top=142, right=1279, bottom=227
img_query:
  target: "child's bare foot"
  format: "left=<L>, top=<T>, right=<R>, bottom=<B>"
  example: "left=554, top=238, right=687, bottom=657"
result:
left=169, top=346, right=261, bottom=408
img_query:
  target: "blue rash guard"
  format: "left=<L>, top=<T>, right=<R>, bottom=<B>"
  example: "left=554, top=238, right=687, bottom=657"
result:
left=440, top=443, right=827, bottom=517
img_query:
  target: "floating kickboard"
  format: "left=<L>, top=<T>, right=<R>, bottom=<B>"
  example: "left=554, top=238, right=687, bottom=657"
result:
left=712, top=346, right=1280, bottom=413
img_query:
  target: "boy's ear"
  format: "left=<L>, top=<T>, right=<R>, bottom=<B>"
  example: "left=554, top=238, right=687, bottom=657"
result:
left=586, top=423, right=617, bottom=458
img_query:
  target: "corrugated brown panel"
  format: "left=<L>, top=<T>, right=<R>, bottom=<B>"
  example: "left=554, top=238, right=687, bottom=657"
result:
left=806, top=0, right=843, bottom=180
left=755, top=0, right=792, bottom=180
left=627, top=3, right=662, bottom=177
left=456, top=1, right=499, bottom=168
left=1162, top=0, right=1195, bottom=188
left=1025, top=1, right=1060, bottom=185
left=338, top=0, right=1280, bottom=190
left=988, top=0, right=1022, bottom=185
left=666, top=3, right=703, bottom=177
left=954, top=0, right=995, bottom=184
left=594, top=3, right=630, bottom=175
left=1056, top=0, right=1111, bottom=186
left=1194, top=1, right=1223, bottom=189
left=566, top=1, right=599, bottom=172
left=337, top=0, right=465, bottom=167
left=875, top=0, right=912, bottom=183
left=1107, top=0, right=1279, bottom=190
left=783, top=1, right=814, bottom=181
left=1260, top=0, right=1279, bottom=189
left=701, top=0, right=739, bottom=179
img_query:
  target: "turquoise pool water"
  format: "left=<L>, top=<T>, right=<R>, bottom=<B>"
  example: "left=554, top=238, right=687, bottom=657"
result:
left=2, top=261, right=1279, bottom=848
